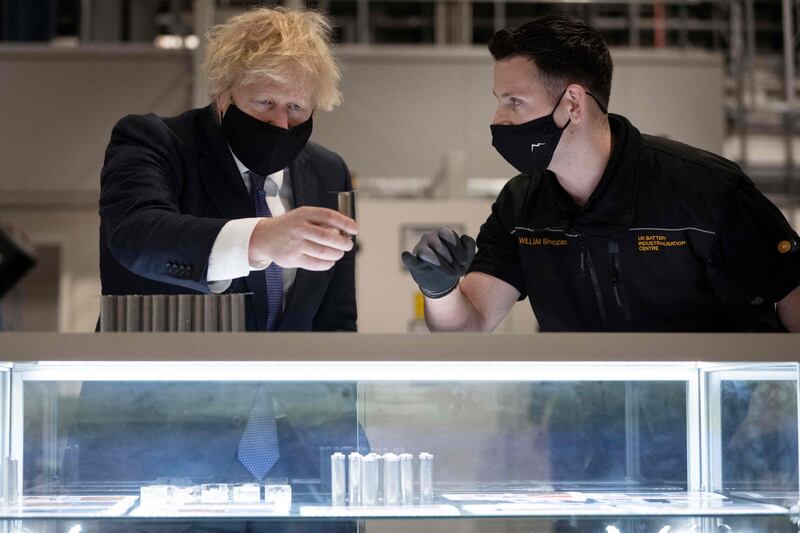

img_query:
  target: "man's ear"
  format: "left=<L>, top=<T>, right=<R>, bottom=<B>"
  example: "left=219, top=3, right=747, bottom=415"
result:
left=565, top=85, right=588, bottom=124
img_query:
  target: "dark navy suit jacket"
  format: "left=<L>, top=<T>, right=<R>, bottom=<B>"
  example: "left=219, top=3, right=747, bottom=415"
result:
left=99, top=105, right=356, bottom=332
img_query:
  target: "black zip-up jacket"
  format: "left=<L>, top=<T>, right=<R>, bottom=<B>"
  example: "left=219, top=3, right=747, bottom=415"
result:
left=470, top=114, right=800, bottom=331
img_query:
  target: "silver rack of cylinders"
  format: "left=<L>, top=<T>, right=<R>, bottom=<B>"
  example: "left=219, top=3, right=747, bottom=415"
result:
left=331, top=452, right=433, bottom=507
left=99, top=294, right=246, bottom=332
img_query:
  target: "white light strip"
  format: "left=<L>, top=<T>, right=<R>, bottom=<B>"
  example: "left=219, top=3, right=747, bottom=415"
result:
left=699, top=368, right=798, bottom=382
left=697, top=362, right=798, bottom=373
left=13, top=361, right=698, bottom=382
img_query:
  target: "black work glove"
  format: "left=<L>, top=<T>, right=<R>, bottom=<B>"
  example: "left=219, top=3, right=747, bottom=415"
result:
left=401, top=227, right=477, bottom=299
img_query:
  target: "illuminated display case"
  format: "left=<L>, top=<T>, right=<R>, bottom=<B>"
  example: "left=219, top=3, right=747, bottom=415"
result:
left=0, top=333, right=798, bottom=533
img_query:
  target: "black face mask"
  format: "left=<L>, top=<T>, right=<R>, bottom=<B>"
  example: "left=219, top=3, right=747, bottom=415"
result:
left=490, top=89, right=607, bottom=176
left=221, top=103, right=312, bottom=176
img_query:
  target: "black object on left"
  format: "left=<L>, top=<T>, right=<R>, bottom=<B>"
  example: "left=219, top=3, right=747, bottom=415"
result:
left=0, top=223, right=36, bottom=298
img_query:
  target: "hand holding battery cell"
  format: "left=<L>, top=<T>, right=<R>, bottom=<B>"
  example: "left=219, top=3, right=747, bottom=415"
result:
left=249, top=206, right=357, bottom=271
left=402, top=227, right=476, bottom=299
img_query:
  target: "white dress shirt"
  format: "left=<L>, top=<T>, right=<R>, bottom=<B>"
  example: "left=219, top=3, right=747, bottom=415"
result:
left=206, top=153, right=297, bottom=302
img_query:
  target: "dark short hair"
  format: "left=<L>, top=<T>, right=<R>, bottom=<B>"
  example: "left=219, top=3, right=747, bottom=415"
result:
left=489, top=15, right=613, bottom=110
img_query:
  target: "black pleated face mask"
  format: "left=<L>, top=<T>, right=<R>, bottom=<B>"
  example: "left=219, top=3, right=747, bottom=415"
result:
left=221, top=103, right=312, bottom=176
left=490, top=89, right=607, bottom=176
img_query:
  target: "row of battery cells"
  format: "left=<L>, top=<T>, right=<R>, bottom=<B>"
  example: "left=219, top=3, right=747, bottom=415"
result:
left=331, top=452, right=433, bottom=506
left=100, top=294, right=246, bottom=332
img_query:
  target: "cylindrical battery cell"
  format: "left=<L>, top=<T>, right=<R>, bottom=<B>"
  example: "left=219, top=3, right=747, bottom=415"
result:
left=2, top=456, right=18, bottom=505
left=337, top=191, right=355, bottom=219
left=399, top=453, right=414, bottom=505
left=382, top=453, right=400, bottom=505
left=361, top=453, right=380, bottom=506
left=330, top=452, right=346, bottom=506
left=337, top=191, right=356, bottom=238
left=126, top=294, right=142, bottom=332
left=419, top=452, right=433, bottom=505
left=100, top=295, right=116, bottom=332
left=348, top=452, right=362, bottom=506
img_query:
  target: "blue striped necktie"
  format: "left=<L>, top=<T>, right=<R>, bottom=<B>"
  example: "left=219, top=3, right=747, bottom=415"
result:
left=248, top=171, right=283, bottom=331
left=237, top=386, right=280, bottom=481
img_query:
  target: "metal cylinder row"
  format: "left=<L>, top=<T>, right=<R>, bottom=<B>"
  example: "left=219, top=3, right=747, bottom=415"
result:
left=100, top=294, right=246, bottom=332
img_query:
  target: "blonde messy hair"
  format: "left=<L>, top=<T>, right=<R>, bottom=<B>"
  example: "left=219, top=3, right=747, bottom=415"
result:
left=205, top=7, right=342, bottom=111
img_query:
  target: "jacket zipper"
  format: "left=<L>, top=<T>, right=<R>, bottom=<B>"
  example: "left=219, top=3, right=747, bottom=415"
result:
left=579, top=233, right=609, bottom=329
left=608, top=241, right=632, bottom=321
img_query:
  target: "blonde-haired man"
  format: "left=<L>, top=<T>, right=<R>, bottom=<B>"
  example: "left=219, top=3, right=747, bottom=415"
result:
left=89, top=10, right=363, bottom=532
left=100, top=7, right=358, bottom=332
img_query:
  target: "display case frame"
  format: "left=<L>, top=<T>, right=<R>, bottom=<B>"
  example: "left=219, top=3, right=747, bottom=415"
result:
left=0, top=332, right=798, bottom=528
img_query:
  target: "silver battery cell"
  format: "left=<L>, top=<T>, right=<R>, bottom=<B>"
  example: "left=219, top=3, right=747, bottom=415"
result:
left=126, top=294, right=142, bottom=332
left=177, top=294, right=193, bottom=332
left=231, top=293, right=246, bottom=331
left=167, top=295, right=179, bottom=332
left=348, top=452, right=362, bottom=506
left=330, top=453, right=346, bottom=506
left=219, top=294, right=232, bottom=332
left=100, top=295, right=116, bottom=332
left=204, top=294, right=218, bottom=332
left=382, top=453, right=400, bottom=506
left=399, top=453, right=414, bottom=505
left=116, top=295, right=128, bottom=332
left=192, top=294, right=205, bottom=332
left=337, top=191, right=356, bottom=238
left=361, top=453, right=380, bottom=506
left=419, top=452, right=433, bottom=505
left=2, top=457, right=18, bottom=506
left=152, top=294, right=167, bottom=332
left=141, top=295, right=153, bottom=332
left=337, top=191, right=355, bottom=219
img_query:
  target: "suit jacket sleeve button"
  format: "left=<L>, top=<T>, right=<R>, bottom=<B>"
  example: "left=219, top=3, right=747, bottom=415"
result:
left=186, top=266, right=193, bottom=275
left=178, top=266, right=186, bottom=276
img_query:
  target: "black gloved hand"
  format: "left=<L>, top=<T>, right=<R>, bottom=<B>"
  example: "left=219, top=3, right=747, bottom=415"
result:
left=401, top=227, right=477, bottom=299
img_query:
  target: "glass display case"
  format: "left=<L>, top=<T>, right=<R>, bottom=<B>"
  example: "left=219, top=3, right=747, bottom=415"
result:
left=0, top=332, right=798, bottom=533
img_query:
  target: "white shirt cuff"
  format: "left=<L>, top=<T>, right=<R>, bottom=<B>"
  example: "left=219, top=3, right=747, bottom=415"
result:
left=207, top=218, right=265, bottom=283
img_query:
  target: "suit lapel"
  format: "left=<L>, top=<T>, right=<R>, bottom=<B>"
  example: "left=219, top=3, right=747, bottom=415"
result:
left=196, top=105, right=252, bottom=220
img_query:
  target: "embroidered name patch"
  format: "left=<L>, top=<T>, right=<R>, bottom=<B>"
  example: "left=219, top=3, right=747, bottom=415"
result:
left=518, top=236, right=569, bottom=247
left=636, top=234, right=687, bottom=252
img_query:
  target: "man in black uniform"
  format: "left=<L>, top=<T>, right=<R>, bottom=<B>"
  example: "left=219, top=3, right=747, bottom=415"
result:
left=402, top=15, right=800, bottom=332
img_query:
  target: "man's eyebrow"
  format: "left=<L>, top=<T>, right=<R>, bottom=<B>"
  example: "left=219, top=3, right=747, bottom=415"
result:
left=492, top=90, right=512, bottom=98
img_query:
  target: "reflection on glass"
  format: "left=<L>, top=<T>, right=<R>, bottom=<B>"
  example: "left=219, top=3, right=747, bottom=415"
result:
left=362, top=381, right=688, bottom=491
left=23, top=381, right=362, bottom=501
left=721, top=380, right=799, bottom=493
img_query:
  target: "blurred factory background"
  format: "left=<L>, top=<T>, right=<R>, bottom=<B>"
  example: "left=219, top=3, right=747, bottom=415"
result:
left=0, top=0, right=798, bottom=333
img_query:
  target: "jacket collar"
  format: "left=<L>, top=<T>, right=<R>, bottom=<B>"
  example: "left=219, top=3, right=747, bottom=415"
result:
left=528, top=113, right=640, bottom=229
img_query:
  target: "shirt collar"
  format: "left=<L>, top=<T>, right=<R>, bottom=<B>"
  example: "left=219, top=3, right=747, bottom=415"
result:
left=229, top=147, right=284, bottom=189
left=531, top=113, right=640, bottom=229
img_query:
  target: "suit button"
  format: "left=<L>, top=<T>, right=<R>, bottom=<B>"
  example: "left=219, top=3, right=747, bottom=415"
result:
left=186, top=266, right=193, bottom=275
left=178, top=266, right=186, bottom=276
left=165, top=261, right=172, bottom=271
left=170, top=265, right=179, bottom=275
